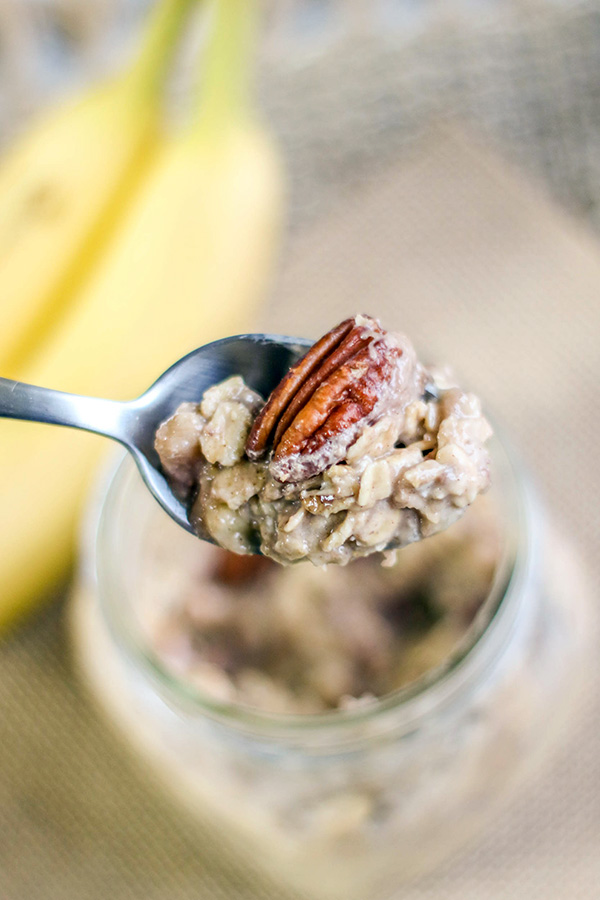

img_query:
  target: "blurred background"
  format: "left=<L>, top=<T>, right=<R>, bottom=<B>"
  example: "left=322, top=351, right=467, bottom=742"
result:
left=2, top=0, right=600, bottom=230
left=0, top=1, right=599, bottom=899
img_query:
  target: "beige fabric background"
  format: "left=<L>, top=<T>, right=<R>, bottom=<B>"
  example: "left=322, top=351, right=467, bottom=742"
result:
left=0, top=127, right=598, bottom=899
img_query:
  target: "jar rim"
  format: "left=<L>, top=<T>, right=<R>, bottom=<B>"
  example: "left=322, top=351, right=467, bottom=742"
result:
left=85, top=427, right=535, bottom=737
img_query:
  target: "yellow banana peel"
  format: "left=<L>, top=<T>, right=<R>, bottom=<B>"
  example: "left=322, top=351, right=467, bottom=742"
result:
left=0, top=0, right=197, bottom=375
left=0, top=0, right=284, bottom=631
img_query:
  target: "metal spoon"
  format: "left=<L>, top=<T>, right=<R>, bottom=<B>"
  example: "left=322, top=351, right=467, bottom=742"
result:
left=0, top=334, right=311, bottom=540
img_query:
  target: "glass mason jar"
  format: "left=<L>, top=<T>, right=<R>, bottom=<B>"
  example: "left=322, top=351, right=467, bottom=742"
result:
left=69, top=432, right=594, bottom=899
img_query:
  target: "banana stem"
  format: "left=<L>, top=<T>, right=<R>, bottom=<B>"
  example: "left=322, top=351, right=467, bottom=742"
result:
left=125, top=0, right=198, bottom=100
left=191, top=0, right=259, bottom=137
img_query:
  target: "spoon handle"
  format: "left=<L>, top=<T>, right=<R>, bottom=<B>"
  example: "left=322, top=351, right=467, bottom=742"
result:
left=0, top=377, right=130, bottom=445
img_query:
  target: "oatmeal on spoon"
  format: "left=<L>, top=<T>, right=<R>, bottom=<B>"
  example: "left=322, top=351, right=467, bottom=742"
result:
left=155, top=315, right=492, bottom=565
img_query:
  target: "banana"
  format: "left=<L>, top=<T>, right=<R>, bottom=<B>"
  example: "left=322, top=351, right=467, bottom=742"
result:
left=0, top=0, right=197, bottom=376
left=0, top=0, right=284, bottom=630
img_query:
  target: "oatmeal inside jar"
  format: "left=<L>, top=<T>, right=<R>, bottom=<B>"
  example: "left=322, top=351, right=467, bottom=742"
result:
left=147, top=497, right=502, bottom=714
left=155, top=315, right=492, bottom=565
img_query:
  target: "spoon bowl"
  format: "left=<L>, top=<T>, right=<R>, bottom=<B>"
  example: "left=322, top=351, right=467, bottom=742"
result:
left=0, top=334, right=311, bottom=539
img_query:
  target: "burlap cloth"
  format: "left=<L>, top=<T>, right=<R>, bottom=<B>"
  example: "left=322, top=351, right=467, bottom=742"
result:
left=2, top=5, right=600, bottom=898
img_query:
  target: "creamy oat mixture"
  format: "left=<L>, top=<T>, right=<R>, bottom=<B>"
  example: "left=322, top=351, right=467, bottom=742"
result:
left=155, top=315, right=492, bottom=566
left=150, top=499, right=501, bottom=713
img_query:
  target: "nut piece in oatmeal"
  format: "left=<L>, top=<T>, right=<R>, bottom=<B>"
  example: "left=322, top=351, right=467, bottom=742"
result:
left=154, top=315, right=493, bottom=565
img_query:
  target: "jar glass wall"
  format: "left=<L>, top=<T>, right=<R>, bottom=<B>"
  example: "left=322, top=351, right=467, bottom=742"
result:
left=70, top=432, right=594, bottom=899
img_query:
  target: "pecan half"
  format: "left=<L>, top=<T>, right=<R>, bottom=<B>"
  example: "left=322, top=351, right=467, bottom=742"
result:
left=246, top=315, right=413, bottom=483
left=212, top=549, right=274, bottom=585
left=245, top=317, right=357, bottom=459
